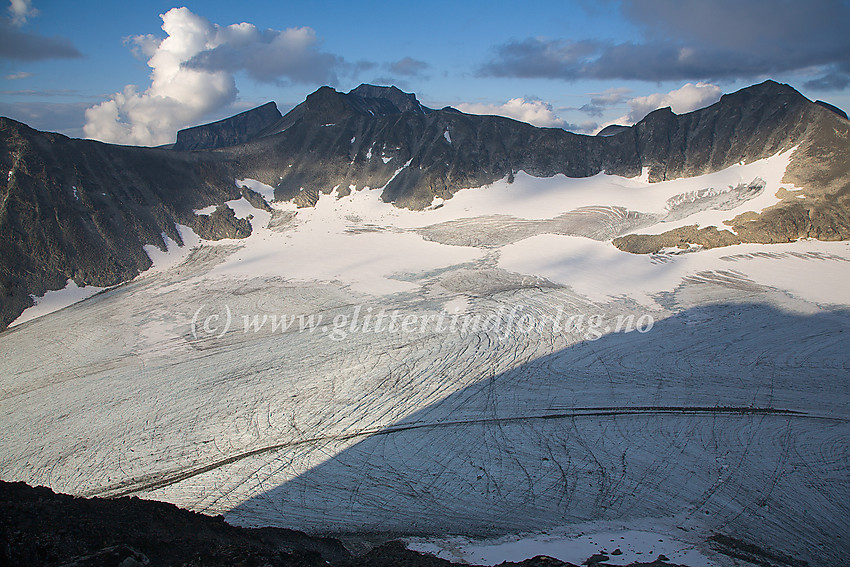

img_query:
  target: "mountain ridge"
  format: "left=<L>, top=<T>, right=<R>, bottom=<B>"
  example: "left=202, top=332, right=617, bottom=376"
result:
left=1, top=80, right=848, bottom=329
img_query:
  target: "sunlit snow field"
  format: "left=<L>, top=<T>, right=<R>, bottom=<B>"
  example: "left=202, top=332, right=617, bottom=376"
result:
left=1, top=150, right=848, bottom=565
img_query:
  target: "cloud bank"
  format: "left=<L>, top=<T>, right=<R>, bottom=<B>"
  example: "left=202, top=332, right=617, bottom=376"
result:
left=0, top=0, right=81, bottom=61
left=625, top=82, right=723, bottom=122
left=455, top=98, right=567, bottom=128
left=84, top=7, right=346, bottom=146
left=4, top=71, right=33, bottom=80
left=182, top=23, right=342, bottom=84
left=584, top=82, right=724, bottom=132
left=454, top=98, right=597, bottom=133
left=579, top=87, right=631, bottom=117
left=482, top=0, right=850, bottom=89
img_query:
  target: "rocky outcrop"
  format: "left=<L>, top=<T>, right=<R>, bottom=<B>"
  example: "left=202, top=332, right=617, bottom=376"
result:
left=191, top=204, right=252, bottom=240
left=0, top=480, right=349, bottom=567
left=173, top=102, right=282, bottom=151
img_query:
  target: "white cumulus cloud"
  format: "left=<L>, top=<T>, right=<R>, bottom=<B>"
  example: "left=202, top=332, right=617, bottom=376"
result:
left=456, top=98, right=566, bottom=128
left=8, top=0, right=37, bottom=26
left=84, top=7, right=344, bottom=146
left=596, top=82, right=724, bottom=133
left=626, top=82, right=723, bottom=123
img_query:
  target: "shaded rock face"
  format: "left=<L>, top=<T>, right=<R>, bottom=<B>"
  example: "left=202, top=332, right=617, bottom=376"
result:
left=0, top=480, right=349, bottom=567
left=347, top=83, right=433, bottom=114
left=252, top=83, right=434, bottom=140
left=173, top=101, right=283, bottom=151
left=0, top=118, right=241, bottom=329
left=814, top=100, right=848, bottom=120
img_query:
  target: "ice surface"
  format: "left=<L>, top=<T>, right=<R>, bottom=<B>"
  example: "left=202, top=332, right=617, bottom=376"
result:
left=200, top=184, right=483, bottom=295
left=1, top=150, right=847, bottom=566
left=499, top=235, right=850, bottom=307
left=400, top=149, right=794, bottom=223
left=141, top=225, right=202, bottom=275
left=407, top=521, right=720, bottom=566
left=222, top=197, right=260, bottom=220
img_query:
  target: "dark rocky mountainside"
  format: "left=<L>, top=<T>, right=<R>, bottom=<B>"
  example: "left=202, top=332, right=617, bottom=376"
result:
left=613, top=90, right=850, bottom=253
left=172, top=102, right=282, bottom=151
left=0, top=119, right=247, bottom=329
left=224, top=80, right=843, bottom=210
left=347, top=83, right=434, bottom=114
left=0, top=481, right=697, bottom=567
left=246, top=83, right=435, bottom=143
left=814, top=100, right=848, bottom=120
left=1, top=80, right=848, bottom=329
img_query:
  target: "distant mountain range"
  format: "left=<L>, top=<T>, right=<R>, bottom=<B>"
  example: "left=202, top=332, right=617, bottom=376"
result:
left=0, top=80, right=848, bottom=329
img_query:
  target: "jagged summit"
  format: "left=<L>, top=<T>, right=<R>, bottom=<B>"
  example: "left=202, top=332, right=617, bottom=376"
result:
left=304, top=85, right=406, bottom=117
left=251, top=84, right=433, bottom=139
left=172, top=80, right=829, bottom=153
left=347, top=84, right=432, bottom=114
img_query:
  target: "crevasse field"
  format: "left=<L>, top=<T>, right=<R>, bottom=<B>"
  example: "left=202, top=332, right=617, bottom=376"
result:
left=2, top=150, right=848, bottom=566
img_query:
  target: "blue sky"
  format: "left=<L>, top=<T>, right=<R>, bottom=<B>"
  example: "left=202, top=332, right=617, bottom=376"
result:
left=2, top=0, right=849, bottom=144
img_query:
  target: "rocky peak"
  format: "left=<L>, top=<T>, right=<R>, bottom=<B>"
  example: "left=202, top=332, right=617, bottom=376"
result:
left=348, top=84, right=432, bottom=114
left=299, top=84, right=432, bottom=119
left=715, top=79, right=809, bottom=113
left=173, top=102, right=282, bottom=151
left=3, top=79, right=849, bottom=329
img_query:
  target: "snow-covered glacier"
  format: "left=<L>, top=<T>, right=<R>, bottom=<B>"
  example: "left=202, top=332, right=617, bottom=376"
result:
left=1, top=152, right=848, bottom=566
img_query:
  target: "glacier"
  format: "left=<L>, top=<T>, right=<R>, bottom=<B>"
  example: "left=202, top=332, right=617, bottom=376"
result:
left=1, top=154, right=848, bottom=566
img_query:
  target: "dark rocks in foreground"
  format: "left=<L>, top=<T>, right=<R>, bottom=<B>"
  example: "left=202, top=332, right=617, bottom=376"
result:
left=0, top=481, right=701, bottom=567
left=0, top=480, right=346, bottom=567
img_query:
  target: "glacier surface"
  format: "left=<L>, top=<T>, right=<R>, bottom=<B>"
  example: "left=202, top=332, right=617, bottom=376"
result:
left=1, top=154, right=848, bottom=565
